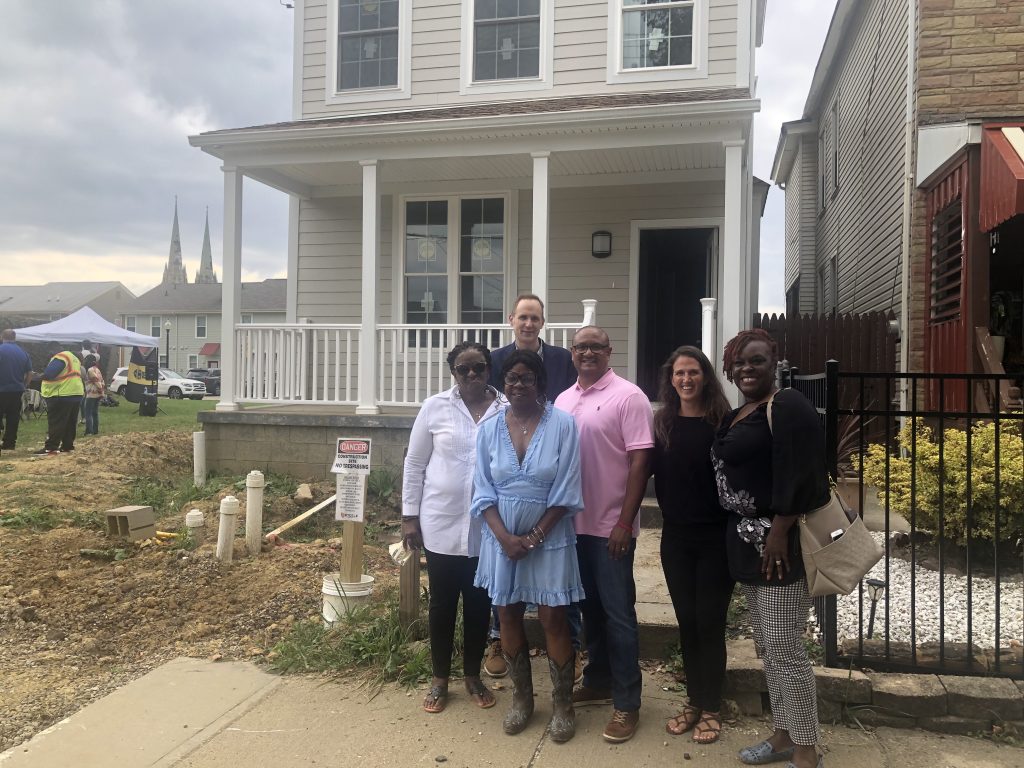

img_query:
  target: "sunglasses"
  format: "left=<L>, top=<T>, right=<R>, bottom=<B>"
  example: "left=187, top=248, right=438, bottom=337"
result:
left=503, top=372, right=537, bottom=387
left=454, top=362, right=488, bottom=377
left=571, top=343, right=609, bottom=354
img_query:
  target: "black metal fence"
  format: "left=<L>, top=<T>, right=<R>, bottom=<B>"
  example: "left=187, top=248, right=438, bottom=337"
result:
left=787, top=361, right=1024, bottom=678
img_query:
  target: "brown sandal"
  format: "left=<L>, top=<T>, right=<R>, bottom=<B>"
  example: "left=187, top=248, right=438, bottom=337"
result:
left=666, top=704, right=701, bottom=735
left=465, top=677, right=496, bottom=709
left=692, top=710, right=722, bottom=744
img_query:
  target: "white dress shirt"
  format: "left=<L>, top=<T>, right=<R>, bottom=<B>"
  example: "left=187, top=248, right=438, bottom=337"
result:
left=402, top=385, right=501, bottom=557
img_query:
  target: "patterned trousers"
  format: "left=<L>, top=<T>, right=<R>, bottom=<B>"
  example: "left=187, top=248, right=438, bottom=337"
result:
left=742, top=579, right=820, bottom=746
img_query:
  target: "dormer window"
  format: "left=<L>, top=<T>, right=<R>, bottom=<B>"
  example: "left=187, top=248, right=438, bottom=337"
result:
left=327, top=0, right=411, bottom=104
left=607, top=0, right=708, bottom=84
left=473, top=0, right=540, bottom=81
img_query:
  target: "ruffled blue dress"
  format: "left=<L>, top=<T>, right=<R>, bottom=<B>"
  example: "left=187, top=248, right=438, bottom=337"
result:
left=471, top=403, right=585, bottom=607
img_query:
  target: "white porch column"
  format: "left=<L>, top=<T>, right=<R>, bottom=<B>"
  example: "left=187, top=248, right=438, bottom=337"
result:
left=357, top=160, right=380, bottom=414
left=217, top=166, right=243, bottom=412
left=722, top=140, right=745, bottom=404
left=531, top=152, right=550, bottom=309
left=700, top=297, right=717, bottom=358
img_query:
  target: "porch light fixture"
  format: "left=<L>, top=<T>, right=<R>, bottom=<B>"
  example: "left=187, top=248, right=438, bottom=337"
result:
left=591, top=230, right=612, bottom=259
left=865, top=578, right=887, bottom=639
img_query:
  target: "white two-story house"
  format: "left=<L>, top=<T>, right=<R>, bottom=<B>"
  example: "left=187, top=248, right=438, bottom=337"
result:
left=189, top=0, right=769, bottom=476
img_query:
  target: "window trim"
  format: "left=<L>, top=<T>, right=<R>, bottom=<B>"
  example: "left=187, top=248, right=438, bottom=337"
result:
left=830, top=97, right=840, bottom=200
left=241, top=313, right=254, bottom=324
left=151, top=316, right=161, bottom=339
left=188, top=354, right=199, bottom=370
left=325, top=0, right=412, bottom=105
left=606, top=0, right=708, bottom=85
left=393, top=190, right=517, bottom=331
left=195, top=314, right=207, bottom=339
left=124, top=315, right=136, bottom=333
left=459, top=0, right=554, bottom=95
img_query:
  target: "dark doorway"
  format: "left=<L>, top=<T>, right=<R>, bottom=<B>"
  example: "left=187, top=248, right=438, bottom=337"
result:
left=636, top=228, right=715, bottom=399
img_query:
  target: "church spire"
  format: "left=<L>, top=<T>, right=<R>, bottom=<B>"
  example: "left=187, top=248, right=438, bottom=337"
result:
left=194, top=207, right=219, bottom=284
left=162, top=197, right=189, bottom=286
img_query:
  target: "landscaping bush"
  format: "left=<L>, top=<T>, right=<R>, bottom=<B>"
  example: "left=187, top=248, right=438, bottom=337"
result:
left=862, top=420, right=1024, bottom=546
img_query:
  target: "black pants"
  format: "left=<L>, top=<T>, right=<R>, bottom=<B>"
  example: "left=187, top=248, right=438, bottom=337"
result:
left=424, top=548, right=491, bottom=679
left=660, top=525, right=735, bottom=712
left=44, top=396, right=82, bottom=452
left=0, top=391, right=22, bottom=449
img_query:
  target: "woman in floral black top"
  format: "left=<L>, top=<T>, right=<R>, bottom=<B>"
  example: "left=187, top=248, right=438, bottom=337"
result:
left=711, top=329, right=829, bottom=768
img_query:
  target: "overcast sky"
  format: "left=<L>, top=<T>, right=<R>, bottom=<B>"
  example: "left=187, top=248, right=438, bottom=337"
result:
left=0, top=0, right=836, bottom=314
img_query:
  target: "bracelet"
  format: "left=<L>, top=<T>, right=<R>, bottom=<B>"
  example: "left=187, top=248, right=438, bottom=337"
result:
left=614, top=520, right=633, bottom=533
left=528, top=526, right=546, bottom=544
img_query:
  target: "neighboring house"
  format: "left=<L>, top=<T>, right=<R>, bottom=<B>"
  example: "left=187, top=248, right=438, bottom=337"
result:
left=124, top=280, right=286, bottom=372
left=0, top=282, right=135, bottom=324
left=190, top=0, right=772, bottom=418
left=772, top=0, right=1024, bottom=391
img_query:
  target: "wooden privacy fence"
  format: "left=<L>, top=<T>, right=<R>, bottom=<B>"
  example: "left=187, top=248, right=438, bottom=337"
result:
left=753, top=311, right=898, bottom=375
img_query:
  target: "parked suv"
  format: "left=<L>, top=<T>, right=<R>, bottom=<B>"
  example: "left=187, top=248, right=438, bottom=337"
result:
left=109, top=368, right=207, bottom=400
left=185, top=368, right=221, bottom=396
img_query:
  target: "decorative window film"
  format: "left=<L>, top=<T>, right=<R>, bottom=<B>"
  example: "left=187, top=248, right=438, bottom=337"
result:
left=622, top=0, right=694, bottom=70
left=338, top=0, right=400, bottom=90
left=459, top=198, right=505, bottom=325
left=474, top=0, right=541, bottom=81
left=405, top=200, right=450, bottom=328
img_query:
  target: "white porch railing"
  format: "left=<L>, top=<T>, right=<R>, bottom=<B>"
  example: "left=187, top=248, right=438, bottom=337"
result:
left=233, top=302, right=595, bottom=407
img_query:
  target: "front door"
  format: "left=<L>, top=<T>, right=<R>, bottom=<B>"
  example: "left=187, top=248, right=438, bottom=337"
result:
left=636, top=228, right=715, bottom=399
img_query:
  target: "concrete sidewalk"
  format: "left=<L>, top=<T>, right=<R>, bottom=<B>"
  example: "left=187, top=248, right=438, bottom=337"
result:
left=3, top=656, right=1020, bottom=768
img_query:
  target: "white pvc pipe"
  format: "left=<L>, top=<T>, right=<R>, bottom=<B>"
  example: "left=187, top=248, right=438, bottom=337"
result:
left=216, top=495, right=239, bottom=563
left=700, top=297, right=718, bottom=359
left=193, top=431, right=206, bottom=487
left=245, top=470, right=265, bottom=557
left=185, top=508, right=206, bottom=546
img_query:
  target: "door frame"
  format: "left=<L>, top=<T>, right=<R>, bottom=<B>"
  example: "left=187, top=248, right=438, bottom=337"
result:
left=627, top=217, right=722, bottom=383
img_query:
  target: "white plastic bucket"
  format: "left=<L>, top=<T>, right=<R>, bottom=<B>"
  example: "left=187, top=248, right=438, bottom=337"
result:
left=322, top=573, right=375, bottom=626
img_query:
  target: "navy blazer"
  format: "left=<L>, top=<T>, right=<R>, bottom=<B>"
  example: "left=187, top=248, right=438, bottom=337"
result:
left=488, top=339, right=578, bottom=402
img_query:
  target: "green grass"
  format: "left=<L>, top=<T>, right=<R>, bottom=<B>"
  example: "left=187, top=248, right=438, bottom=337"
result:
left=0, top=504, right=104, bottom=532
left=269, top=584, right=435, bottom=690
left=121, top=470, right=300, bottom=517
left=14, top=397, right=215, bottom=446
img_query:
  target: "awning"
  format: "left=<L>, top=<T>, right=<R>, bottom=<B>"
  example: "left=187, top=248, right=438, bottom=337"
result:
left=981, top=124, right=1024, bottom=231
left=198, top=342, right=220, bottom=356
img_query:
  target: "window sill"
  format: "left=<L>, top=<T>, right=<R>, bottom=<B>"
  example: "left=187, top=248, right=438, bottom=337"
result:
left=459, top=77, right=552, bottom=96
left=325, top=84, right=411, bottom=106
left=606, top=63, right=707, bottom=85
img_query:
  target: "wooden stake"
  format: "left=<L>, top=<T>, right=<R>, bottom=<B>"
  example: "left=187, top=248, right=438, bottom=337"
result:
left=340, top=520, right=364, bottom=583
left=263, top=495, right=336, bottom=542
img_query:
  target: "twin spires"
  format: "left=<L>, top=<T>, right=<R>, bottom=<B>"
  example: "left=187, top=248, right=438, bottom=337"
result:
left=161, top=200, right=219, bottom=286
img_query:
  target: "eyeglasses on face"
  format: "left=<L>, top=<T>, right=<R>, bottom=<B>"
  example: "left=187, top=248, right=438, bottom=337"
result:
left=454, top=362, right=488, bottom=377
left=503, top=372, right=537, bottom=387
left=571, top=343, right=609, bottom=354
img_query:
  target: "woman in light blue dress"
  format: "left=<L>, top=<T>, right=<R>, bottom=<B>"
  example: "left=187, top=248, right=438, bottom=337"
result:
left=472, top=349, right=584, bottom=743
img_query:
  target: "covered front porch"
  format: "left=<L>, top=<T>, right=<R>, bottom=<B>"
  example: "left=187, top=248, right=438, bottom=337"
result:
left=190, top=91, right=760, bottom=413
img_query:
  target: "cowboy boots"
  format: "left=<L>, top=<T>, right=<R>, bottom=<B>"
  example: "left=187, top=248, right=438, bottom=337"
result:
left=503, top=648, right=534, bottom=735
left=547, top=656, right=576, bottom=743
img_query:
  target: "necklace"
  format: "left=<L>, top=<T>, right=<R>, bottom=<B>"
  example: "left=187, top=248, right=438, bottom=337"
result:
left=459, top=387, right=493, bottom=422
left=508, top=408, right=538, bottom=435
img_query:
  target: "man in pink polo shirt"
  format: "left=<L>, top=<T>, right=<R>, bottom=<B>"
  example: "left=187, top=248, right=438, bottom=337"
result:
left=554, top=325, right=653, bottom=744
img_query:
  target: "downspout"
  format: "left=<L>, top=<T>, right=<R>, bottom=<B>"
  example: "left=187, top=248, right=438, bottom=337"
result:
left=898, top=0, right=916, bottom=415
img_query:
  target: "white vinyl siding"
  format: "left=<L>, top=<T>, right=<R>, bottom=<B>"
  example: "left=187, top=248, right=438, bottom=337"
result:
left=301, top=0, right=739, bottom=118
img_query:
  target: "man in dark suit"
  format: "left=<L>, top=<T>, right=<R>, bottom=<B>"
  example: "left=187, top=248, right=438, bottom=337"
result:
left=484, top=293, right=583, bottom=682
left=488, top=294, right=577, bottom=401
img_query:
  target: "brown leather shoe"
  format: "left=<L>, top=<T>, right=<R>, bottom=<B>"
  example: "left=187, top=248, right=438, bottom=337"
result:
left=602, top=709, right=639, bottom=743
left=571, top=685, right=612, bottom=706
left=483, top=638, right=508, bottom=678
left=573, top=650, right=585, bottom=685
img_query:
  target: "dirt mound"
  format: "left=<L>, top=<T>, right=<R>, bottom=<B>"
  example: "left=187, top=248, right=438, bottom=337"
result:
left=0, top=431, right=397, bottom=752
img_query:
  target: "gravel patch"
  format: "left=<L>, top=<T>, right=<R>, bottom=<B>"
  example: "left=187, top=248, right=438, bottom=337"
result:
left=833, top=532, right=1024, bottom=648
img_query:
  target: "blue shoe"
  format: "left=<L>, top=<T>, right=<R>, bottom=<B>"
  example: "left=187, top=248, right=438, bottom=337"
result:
left=739, top=740, right=796, bottom=765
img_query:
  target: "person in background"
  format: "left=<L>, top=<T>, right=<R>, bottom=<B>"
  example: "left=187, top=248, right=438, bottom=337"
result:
left=555, top=325, right=653, bottom=744
left=485, top=293, right=581, bottom=681
left=82, top=355, right=106, bottom=436
left=402, top=342, right=501, bottom=714
left=36, top=345, right=84, bottom=456
left=712, top=329, right=828, bottom=768
left=0, top=329, right=33, bottom=453
left=648, top=346, right=733, bottom=744
left=473, top=350, right=584, bottom=743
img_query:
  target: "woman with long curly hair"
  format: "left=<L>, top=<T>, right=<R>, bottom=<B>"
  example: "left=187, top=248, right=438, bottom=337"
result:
left=648, top=346, right=733, bottom=745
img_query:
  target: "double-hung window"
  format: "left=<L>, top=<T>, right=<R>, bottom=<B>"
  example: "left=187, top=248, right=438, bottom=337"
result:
left=151, top=317, right=161, bottom=339
left=402, top=196, right=508, bottom=345
left=608, top=0, right=706, bottom=83
left=124, top=315, right=136, bottom=333
left=462, top=0, right=552, bottom=93
left=328, top=0, right=410, bottom=104
left=195, top=315, right=207, bottom=339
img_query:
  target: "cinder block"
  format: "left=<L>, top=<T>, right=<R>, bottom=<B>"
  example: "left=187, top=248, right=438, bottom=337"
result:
left=814, top=665, right=872, bottom=704
left=106, top=505, right=156, bottom=542
left=939, top=675, right=1024, bottom=721
left=868, top=672, right=947, bottom=717
left=918, top=714, right=991, bottom=736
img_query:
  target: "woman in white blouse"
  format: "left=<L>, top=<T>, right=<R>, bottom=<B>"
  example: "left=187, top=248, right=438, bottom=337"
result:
left=402, top=341, right=502, bottom=714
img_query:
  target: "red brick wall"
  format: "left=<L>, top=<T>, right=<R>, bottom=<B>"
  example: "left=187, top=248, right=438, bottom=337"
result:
left=918, top=0, right=1024, bottom=124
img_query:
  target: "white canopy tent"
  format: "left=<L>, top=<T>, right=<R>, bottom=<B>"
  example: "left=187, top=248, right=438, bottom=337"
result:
left=12, top=306, right=158, bottom=348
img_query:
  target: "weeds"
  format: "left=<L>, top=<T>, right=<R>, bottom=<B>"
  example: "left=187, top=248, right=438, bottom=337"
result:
left=0, top=505, right=104, bottom=532
left=269, top=584, right=434, bottom=690
left=366, top=466, right=398, bottom=505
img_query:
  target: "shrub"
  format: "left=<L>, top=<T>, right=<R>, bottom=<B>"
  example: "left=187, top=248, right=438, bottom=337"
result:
left=862, top=420, right=1024, bottom=546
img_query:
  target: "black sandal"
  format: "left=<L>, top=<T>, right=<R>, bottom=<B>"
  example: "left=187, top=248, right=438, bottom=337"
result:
left=465, top=677, right=496, bottom=709
left=423, top=684, right=448, bottom=713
